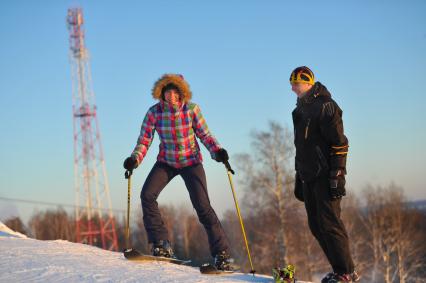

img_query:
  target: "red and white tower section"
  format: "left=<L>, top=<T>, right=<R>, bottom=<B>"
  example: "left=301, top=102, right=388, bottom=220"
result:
left=66, top=7, right=118, bottom=251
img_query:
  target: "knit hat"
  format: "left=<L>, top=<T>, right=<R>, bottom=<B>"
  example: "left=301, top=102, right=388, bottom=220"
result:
left=289, top=66, right=315, bottom=85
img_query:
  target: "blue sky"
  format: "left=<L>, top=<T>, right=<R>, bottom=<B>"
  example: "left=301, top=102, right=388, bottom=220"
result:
left=0, top=0, right=425, bottom=221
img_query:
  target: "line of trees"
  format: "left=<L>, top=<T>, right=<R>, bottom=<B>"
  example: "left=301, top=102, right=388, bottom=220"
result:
left=4, top=121, right=425, bottom=282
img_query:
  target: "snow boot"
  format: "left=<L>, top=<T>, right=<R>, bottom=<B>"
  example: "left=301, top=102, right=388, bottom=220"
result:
left=152, top=240, right=174, bottom=258
left=214, top=250, right=232, bottom=271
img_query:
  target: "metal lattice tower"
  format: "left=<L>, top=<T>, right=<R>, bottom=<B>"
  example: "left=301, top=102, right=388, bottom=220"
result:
left=66, top=7, right=118, bottom=251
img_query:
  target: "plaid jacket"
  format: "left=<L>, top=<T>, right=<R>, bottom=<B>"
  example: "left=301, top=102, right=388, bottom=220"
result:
left=131, top=101, right=221, bottom=168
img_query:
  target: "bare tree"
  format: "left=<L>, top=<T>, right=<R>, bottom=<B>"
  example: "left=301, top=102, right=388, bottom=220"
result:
left=361, top=184, right=426, bottom=283
left=395, top=208, right=426, bottom=283
left=4, top=216, right=27, bottom=236
left=340, top=192, right=371, bottom=278
left=28, top=208, right=75, bottom=241
left=234, top=121, right=301, bottom=271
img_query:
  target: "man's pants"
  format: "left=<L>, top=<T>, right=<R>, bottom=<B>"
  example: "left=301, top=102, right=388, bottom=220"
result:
left=303, top=176, right=355, bottom=274
left=141, top=161, right=229, bottom=257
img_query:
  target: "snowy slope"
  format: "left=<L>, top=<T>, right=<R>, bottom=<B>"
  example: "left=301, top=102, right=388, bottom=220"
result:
left=0, top=221, right=27, bottom=238
left=0, top=221, right=276, bottom=283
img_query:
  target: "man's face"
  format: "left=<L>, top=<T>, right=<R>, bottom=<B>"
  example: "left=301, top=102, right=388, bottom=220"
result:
left=291, top=82, right=313, bottom=98
left=164, top=88, right=181, bottom=105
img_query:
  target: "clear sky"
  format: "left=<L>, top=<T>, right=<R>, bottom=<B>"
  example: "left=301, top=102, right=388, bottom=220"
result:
left=1, top=0, right=425, bottom=222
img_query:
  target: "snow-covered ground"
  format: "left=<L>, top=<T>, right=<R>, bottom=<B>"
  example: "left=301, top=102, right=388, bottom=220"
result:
left=0, top=221, right=280, bottom=283
left=0, top=221, right=27, bottom=238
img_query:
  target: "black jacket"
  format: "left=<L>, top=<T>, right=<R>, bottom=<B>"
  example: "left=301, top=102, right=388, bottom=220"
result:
left=292, top=82, right=349, bottom=182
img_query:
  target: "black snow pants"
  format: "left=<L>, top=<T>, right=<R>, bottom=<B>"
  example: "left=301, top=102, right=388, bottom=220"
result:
left=303, top=176, right=355, bottom=274
left=140, top=161, right=229, bottom=257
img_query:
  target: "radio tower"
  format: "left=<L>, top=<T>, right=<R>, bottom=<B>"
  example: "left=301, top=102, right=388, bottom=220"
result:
left=66, top=7, right=118, bottom=251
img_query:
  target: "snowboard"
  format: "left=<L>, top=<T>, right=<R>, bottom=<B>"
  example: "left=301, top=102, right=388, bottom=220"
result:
left=199, top=263, right=237, bottom=275
left=123, top=248, right=191, bottom=265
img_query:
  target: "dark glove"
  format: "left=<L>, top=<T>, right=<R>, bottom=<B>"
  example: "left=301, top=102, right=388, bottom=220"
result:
left=294, top=172, right=304, bottom=202
left=123, top=156, right=138, bottom=171
left=329, top=169, right=346, bottom=199
left=214, top=148, right=229, bottom=163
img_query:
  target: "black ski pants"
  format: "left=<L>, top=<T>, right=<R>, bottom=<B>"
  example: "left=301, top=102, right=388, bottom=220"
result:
left=303, top=176, right=355, bottom=274
left=140, top=161, right=229, bottom=257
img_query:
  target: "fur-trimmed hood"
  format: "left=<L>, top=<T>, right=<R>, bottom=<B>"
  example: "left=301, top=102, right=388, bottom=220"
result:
left=152, top=74, right=192, bottom=103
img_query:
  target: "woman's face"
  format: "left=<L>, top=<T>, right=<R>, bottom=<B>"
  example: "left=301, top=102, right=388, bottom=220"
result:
left=164, top=88, right=181, bottom=105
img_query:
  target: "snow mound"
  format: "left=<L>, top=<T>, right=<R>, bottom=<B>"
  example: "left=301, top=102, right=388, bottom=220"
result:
left=0, top=231, right=274, bottom=282
left=0, top=221, right=27, bottom=238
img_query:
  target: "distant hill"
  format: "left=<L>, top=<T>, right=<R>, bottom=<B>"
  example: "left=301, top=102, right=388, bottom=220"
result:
left=407, top=199, right=426, bottom=213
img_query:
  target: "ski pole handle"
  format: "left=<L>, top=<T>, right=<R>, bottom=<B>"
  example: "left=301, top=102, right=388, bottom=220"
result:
left=125, top=169, right=133, bottom=179
left=224, top=161, right=235, bottom=175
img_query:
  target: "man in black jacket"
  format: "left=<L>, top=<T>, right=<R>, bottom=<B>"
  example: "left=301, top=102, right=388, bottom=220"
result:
left=290, top=66, right=359, bottom=283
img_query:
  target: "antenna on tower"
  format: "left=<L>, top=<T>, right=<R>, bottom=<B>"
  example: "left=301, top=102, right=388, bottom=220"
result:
left=66, top=7, right=118, bottom=251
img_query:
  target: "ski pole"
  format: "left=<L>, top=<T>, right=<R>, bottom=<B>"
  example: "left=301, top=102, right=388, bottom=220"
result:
left=125, top=169, right=133, bottom=250
left=224, top=160, right=255, bottom=275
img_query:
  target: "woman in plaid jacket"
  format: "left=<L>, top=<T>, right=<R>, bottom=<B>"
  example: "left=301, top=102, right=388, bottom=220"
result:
left=123, top=74, right=231, bottom=270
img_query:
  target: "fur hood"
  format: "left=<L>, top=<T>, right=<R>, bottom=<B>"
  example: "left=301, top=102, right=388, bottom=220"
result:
left=152, top=74, right=192, bottom=103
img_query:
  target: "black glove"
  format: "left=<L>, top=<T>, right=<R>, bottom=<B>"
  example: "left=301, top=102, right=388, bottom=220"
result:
left=329, top=169, right=346, bottom=199
left=294, top=172, right=304, bottom=202
left=214, top=148, right=229, bottom=163
left=123, top=156, right=138, bottom=171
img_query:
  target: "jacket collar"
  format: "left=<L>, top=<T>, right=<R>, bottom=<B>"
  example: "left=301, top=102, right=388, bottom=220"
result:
left=160, top=100, right=184, bottom=111
left=296, top=82, right=330, bottom=106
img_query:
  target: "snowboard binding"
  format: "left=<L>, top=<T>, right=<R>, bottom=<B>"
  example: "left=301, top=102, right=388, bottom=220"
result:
left=152, top=240, right=174, bottom=258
